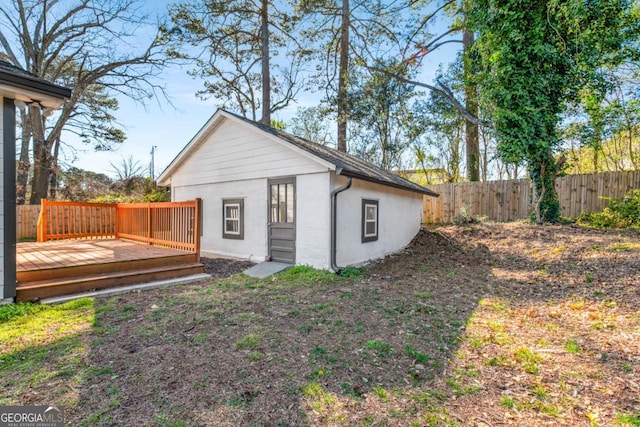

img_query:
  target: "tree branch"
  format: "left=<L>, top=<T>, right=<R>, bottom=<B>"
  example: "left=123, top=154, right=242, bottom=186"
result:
left=367, top=65, right=487, bottom=126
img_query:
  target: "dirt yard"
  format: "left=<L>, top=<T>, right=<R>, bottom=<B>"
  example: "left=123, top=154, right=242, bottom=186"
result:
left=1, top=222, right=638, bottom=426
left=199, top=256, right=255, bottom=279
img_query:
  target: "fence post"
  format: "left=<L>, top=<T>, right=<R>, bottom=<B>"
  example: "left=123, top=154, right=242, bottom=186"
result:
left=37, top=199, right=48, bottom=242
left=147, top=202, right=153, bottom=246
left=194, top=198, right=201, bottom=263
left=114, top=204, right=119, bottom=238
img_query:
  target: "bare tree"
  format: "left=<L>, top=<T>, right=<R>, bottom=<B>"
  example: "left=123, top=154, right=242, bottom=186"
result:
left=15, top=107, right=32, bottom=204
left=0, top=0, right=169, bottom=203
left=337, top=0, right=349, bottom=152
left=110, top=155, right=145, bottom=181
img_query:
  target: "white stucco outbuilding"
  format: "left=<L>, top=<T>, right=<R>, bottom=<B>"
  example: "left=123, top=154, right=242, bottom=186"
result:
left=0, top=61, right=71, bottom=303
left=158, top=109, right=438, bottom=271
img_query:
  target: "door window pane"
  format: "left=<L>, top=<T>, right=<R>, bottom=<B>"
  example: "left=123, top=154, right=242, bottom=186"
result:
left=269, top=180, right=295, bottom=224
left=270, top=185, right=278, bottom=222
left=279, top=184, right=287, bottom=222
left=286, top=183, right=294, bottom=222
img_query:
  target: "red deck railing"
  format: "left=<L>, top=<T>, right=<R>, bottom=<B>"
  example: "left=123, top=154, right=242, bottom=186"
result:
left=37, top=199, right=201, bottom=259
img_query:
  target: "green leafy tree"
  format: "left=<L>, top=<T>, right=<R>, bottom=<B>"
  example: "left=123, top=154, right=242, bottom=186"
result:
left=164, top=0, right=301, bottom=124
left=296, top=0, right=408, bottom=152
left=349, top=61, right=426, bottom=170
left=469, top=0, right=639, bottom=222
left=288, top=106, right=334, bottom=146
left=61, top=157, right=167, bottom=203
left=97, top=176, right=169, bottom=203
left=58, top=168, right=113, bottom=201
left=563, top=70, right=640, bottom=173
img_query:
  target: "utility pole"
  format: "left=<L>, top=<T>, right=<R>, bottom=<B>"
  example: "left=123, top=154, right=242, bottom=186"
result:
left=150, top=145, right=157, bottom=182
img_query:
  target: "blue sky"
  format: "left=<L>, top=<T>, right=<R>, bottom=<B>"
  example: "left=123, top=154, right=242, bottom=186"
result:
left=66, top=1, right=459, bottom=179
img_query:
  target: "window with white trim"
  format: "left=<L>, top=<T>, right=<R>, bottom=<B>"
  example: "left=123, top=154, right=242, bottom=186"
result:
left=362, top=199, right=378, bottom=242
left=222, top=199, right=244, bottom=239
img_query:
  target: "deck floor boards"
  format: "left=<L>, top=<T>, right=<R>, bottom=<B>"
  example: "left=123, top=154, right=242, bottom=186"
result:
left=17, top=239, right=191, bottom=273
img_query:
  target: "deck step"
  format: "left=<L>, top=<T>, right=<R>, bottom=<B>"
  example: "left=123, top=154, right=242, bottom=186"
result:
left=17, top=253, right=198, bottom=283
left=16, top=263, right=205, bottom=302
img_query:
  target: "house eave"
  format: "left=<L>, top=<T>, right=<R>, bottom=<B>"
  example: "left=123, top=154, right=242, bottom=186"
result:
left=337, top=169, right=440, bottom=197
left=0, top=65, right=71, bottom=108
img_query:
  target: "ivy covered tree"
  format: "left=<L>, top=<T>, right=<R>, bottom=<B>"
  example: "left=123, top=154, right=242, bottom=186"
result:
left=469, top=0, right=640, bottom=222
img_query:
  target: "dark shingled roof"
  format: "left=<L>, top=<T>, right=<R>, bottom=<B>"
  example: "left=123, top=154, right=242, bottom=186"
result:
left=0, top=60, right=71, bottom=99
left=225, top=110, right=439, bottom=197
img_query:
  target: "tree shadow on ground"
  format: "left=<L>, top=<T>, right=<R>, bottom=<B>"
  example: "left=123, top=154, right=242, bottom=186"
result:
left=428, top=223, right=640, bottom=426
left=74, top=231, right=494, bottom=426
left=72, top=224, right=640, bottom=425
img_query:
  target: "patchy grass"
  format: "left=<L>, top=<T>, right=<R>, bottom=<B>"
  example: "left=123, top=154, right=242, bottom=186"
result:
left=564, top=339, right=582, bottom=354
left=608, top=241, right=640, bottom=252
left=0, top=298, right=94, bottom=408
left=234, top=333, right=261, bottom=350
left=274, top=264, right=342, bottom=285
left=1, top=223, right=638, bottom=425
left=616, top=413, right=640, bottom=426
left=0, top=302, right=48, bottom=321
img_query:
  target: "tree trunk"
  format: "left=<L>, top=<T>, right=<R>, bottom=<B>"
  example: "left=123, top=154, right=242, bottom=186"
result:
left=16, top=109, right=32, bottom=205
left=260, top=0, right=270, bottom=125
left=337, top=0, right=350, bottom=152
left=29, top=106, right=50, bottom=205
left=530, top=153, right=560, bottom=223
left=463, top=28, right=480, bottom=181
left=49, top=135, right=61, bottom=199
left=480, top=130, right=488, bottom=182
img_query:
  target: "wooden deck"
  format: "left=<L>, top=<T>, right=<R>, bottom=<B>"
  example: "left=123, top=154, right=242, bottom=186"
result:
left=16, top=239, right=205, bottom=301
left=18, top=239, right=192, bottom=272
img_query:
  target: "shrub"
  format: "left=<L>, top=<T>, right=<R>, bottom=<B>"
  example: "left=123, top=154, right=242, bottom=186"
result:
left=577, top=189, right=640, bottom=230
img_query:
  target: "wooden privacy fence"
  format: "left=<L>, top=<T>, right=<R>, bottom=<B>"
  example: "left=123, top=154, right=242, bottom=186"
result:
left=17, top=205, right=41, bottom=240
left=37, top=199, right=201, bottom=256
left=423, top=170, right=640, bottom=224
